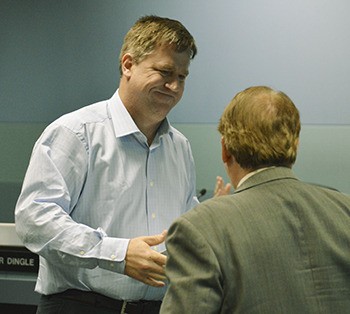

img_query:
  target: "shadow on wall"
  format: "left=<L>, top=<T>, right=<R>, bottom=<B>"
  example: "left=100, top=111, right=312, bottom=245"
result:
left=0, top=182, right=22, bottom=223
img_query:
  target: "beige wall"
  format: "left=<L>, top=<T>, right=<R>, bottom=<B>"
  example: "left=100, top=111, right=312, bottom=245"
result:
left=1, top=122, right=350, bottom=222
left=175, top=124, right=350, bottom=194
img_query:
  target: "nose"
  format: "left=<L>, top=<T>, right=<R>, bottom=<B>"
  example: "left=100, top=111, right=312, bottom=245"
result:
left=165, top=78, right=181, bottom=92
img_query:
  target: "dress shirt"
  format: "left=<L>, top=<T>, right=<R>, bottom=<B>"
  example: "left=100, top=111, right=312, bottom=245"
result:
left=15, top=90, right=198, bottom=301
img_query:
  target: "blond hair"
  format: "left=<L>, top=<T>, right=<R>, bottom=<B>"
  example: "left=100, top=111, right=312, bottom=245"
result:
left=119, top=15, right=197, bottom=75
left=218, top=86, right=300, bottom=169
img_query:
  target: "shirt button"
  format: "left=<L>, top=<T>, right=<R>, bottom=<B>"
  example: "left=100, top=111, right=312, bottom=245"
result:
left=79, top=250, right=85, bottom=255
left=152, top=213, right=156, bottom=219
left=111, top=254, right=116, bottom=260
left=150, top=181, right=154, bottom=187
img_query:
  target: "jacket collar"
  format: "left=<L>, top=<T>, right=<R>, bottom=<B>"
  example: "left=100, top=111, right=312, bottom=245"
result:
left=234, top=166, right=298, bottom=194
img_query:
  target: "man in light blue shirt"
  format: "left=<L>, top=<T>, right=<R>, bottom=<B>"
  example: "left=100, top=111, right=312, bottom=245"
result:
left=15, top=15, right=198, bottom=314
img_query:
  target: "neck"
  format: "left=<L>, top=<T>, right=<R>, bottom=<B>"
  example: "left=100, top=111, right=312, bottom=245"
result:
left=227, top=160, right=252, bottom=189
left=139, top=120, right=161, bottom=145
left=127, top=107, right=161, bottom=145
left=119, top=85, right=161, bottom=145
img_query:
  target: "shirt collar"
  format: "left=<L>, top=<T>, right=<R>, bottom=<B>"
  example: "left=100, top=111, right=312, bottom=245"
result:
left=237, top=166, right=276, bottom=188
left=107, top=89, right=172, bottom=139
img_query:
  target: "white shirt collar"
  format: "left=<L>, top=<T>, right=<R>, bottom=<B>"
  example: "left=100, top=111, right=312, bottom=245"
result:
left=108, top=89, right=171, bottom=139
left=237, top=166, right=276, bottom=188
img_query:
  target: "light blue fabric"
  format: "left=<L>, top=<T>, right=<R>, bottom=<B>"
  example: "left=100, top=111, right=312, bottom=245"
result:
left=15, top=90, right=198, bottom=300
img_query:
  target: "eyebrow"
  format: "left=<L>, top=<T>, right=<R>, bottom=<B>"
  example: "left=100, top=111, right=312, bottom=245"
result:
left=156, top=63, right=189, bottom=76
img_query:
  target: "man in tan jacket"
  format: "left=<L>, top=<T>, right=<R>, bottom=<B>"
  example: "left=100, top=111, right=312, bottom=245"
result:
left=160, top=86, right=350, bottom=313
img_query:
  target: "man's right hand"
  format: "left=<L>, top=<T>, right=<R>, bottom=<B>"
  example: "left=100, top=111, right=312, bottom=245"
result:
left=214, top=176, right=232, bottom=197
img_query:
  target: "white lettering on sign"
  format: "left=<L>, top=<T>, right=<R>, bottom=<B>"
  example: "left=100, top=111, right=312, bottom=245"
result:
left=6, top=257, right=35, bottom=267
left=0, top=257, right=4, bottom=264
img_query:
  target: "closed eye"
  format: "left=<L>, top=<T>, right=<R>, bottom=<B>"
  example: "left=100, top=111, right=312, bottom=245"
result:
left=178, top=74, right=187, bottom=82
left=157, top=68, right=188, bottom=82
left=159, top=70, right=172, bottom=77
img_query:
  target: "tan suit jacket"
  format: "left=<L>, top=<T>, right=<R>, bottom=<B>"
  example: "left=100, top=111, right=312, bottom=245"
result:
left=160, top=167, right=350, bottom=313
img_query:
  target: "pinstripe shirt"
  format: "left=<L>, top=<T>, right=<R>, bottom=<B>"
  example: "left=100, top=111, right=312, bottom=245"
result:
left=15, top=90, right=198, bottom=300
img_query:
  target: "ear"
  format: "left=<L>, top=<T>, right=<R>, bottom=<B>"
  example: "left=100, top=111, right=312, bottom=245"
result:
left=295, top=138, right=300, bottom=149
left=221, top=137, right=232, bottom=163
left=121, top=53, right=133, bottom=78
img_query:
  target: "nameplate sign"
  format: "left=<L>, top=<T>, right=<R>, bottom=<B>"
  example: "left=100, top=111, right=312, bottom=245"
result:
left=0, top=246, right=39, bottom=273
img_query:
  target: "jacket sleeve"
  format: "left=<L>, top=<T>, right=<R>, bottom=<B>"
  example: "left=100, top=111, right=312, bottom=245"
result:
left=160, top=215, right=223, bottom=314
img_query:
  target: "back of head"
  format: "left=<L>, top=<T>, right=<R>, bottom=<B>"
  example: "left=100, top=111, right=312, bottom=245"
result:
left=218, top=86, right=300, bottom=169
left=119, top=15, right=197, bottom=75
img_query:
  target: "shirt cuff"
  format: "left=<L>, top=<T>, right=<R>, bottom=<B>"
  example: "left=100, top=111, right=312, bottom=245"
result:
left=98, top=237, right=130, bottom=274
